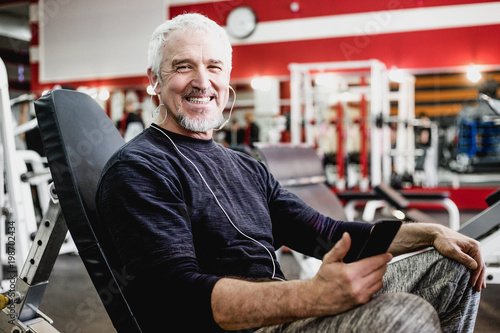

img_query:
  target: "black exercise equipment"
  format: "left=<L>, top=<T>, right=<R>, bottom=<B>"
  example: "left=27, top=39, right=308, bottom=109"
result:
left=254, top=143, right=346, bottom=220
left=374, top=183, right=439, bottom=223
left=33, top=89, right=141, bottom=332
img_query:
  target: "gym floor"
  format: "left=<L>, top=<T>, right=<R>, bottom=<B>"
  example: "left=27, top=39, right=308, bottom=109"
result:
left=38, top=210, right=499, bottom=332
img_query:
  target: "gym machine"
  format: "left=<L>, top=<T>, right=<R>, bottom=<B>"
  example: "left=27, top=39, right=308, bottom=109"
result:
left=0, top=86, right=141, bottom=331
left=289, top=59, right=422, bottom=190
left=0, top=60, right=75, bottom=291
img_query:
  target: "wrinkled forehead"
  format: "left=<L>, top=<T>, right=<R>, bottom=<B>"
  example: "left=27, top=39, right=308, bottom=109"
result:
left=162, top=29, right=231, bottom=69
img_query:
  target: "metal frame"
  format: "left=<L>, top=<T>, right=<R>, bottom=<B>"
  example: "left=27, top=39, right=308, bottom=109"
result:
left=459, top=199, right=500, bottom=284
left=289, top=60, right=416, bottom=189
left=390, top=73, right=417, bottom=179
left=0, top=58, right=63, bottom=332
left=357, top=197, right=460, bottom=230
left=0, top=58, right=39, bottom=278
left=0, top=185, right=63, bottom=332
left=1, top=59, right=76, bottom=289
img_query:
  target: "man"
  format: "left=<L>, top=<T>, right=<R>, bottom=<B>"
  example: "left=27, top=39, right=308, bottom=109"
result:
left=244, top=112, right=260, bottom=147
left=96, top=13, right=485, bottom=332
left=118, top=98, right=145, bottom=142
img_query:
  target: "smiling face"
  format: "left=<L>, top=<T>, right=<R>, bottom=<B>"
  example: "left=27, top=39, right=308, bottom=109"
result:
left=150, top=29, right=231, bottom=139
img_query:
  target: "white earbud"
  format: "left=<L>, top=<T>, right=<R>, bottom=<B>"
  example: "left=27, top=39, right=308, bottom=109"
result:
left=150, top=81, right=165, bottom=123
left=214, top=85, right=236, bottom=131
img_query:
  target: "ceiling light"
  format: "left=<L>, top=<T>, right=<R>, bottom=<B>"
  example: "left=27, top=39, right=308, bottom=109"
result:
left=98, top=88, right=110, bottom=101
left=251, top=77, right=272, bottom=91
left=467, top=64, right=482, bottom=83
left=388, top=66, right=405, bottom=83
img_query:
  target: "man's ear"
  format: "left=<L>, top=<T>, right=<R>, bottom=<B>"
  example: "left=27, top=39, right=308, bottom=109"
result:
left=147, top=68, right=161, bottom=94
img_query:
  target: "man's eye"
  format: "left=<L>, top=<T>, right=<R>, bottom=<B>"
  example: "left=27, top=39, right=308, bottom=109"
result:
left=176, top=66, right=190, bottom=72
left=208, top=66, right=222, bottom=71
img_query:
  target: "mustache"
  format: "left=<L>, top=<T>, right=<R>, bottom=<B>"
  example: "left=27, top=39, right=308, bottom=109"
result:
left=181, top=88, right=219, bottom=98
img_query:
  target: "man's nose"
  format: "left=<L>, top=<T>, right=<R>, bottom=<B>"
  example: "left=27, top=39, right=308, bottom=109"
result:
left=191, top=68, right=211, bottom=90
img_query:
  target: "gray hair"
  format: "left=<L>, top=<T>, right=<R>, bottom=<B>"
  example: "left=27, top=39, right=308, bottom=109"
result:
left=147, top=13, right=233, bottom=83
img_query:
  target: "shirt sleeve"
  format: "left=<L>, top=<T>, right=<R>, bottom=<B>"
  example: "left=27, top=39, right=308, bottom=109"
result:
left=301, top=212, right=374, bottom=262
left=266, top=175, right=373, bottom=261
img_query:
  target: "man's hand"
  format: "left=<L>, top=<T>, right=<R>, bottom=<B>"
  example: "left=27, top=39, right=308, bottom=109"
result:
left=432, top=224, right=486, bottom=292
left=388, top=222, right=487, bottom=292
left=305, top=232, right=393, bottom=315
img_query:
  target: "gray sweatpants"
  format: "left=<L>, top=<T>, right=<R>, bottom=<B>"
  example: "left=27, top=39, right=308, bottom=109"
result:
left=256, top=249, right=480, bottom=333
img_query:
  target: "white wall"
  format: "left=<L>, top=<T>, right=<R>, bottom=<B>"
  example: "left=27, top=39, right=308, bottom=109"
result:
left=39, top=0, right=166, bottom=83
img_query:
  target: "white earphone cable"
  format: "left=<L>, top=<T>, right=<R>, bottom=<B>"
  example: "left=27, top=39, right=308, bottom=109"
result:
left=213, top=85, right=237, bottom=131
left=151, top=124, right=283, bottom=281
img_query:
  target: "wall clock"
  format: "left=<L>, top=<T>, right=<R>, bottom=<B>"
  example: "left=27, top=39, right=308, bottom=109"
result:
left=226, top=6, right=257, bottom=39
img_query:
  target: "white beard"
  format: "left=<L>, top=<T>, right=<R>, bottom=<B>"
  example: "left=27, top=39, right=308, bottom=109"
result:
left=178, top=108, right=224, bottom=133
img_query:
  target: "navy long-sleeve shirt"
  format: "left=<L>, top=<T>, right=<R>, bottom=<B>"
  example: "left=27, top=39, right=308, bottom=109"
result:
left=96, top=124, right=372, bottom=332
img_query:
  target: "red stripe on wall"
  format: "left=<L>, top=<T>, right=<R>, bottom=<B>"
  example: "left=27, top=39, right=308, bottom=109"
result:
left=30, top=22, right=39, bottom=46
left=335, top=186, right=497, bottom=211
left=229, top=24, right=500, bottom=79
left=405, top=186, right=497, bottom=211
left=169, top=0, right=500, bottom=25
left=30, top=62, right=40, bottom=92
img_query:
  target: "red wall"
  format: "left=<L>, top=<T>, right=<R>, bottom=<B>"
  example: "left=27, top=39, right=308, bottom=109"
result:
left=170, top=0, right=500, bottom=80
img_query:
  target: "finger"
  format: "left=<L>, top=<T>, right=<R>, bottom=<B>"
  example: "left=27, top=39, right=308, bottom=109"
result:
left=356, top=253, right=392, bottom=278
left=356, top=261, right=388, bottom=297
left=350, top=257, right=389, bottom=295
left=469, top=255, right=482, bottom=287
left=470, top=267, right=480, bottom=289
left=472, top=267, right=485, bottom=292
left=478, top=267, right=487, bottom=291
left=468, top=243, right=486, bottom=291
left=364, top=274, right=385, bottom=296
left=323, top=232, right=351, bottom=264
left=452, top=250, right=478, bottom=270
left=471, top=262, right=487, bottom=292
